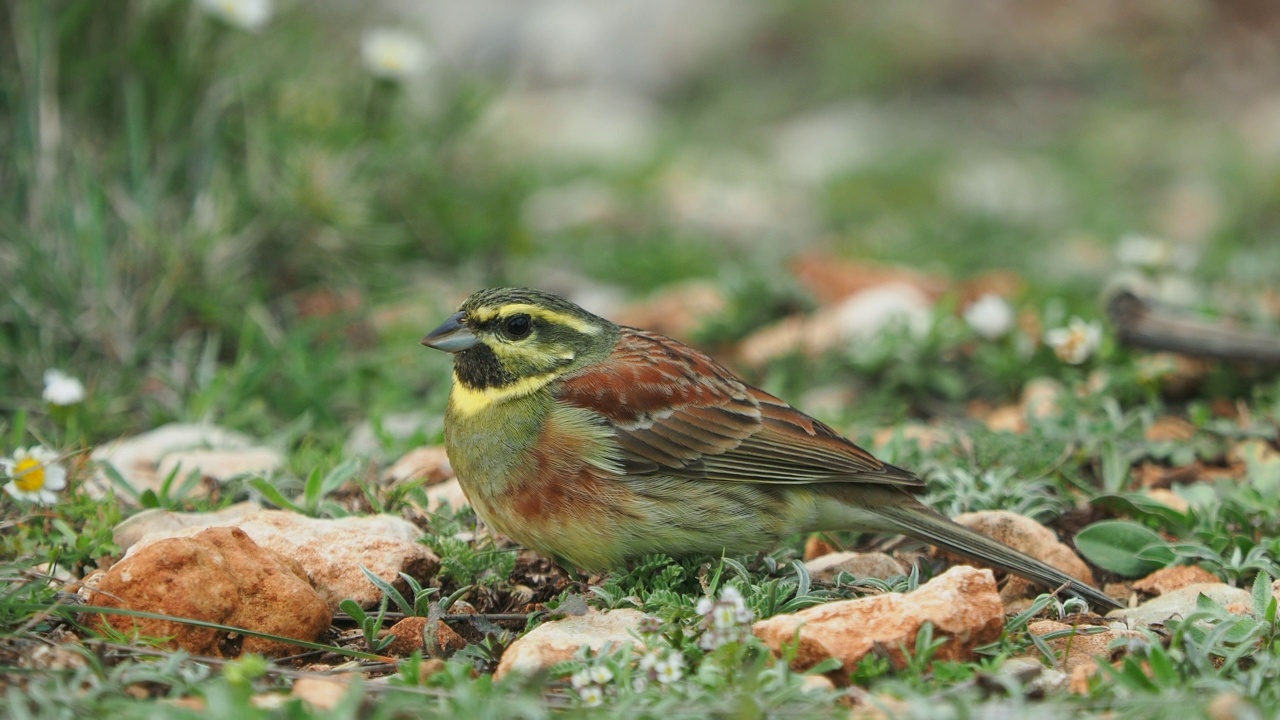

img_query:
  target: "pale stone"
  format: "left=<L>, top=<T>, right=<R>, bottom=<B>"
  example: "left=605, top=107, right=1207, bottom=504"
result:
left=738, top=283, right=933, bottom=366
left=87, top=527, right=331, bottom=658
left=124, top=510, right=439, bottom=610
left=383, top=446, right=454, bottom=485
left=1108, top=583, right=1254, bottom=626
left=948, top=510, right=1096, bottom=607
left=1026, top=620, right=1142, bottom=673
left=90, top=423, right=275, bottom=502
left=752, top=566, right=1004, bottom=680
left=291, top=677, right=356, bottom=710
left=114, top=501, right=261, bottom=550
left=494, top=609, right=647, bottom=679
left=422, top=478, right=470, bottom=512
left=1144, top=488, right=1190, bottom=513
left=156, top=447, right=283, bottom=485
left=803, top=551, right=907, bottom=583
left=1133, top=566, right=1220, bottom=596
left=1021, top=378, right=1065, bottom=421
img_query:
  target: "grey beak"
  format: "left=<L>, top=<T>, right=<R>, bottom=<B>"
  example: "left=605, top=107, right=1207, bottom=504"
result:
left=421, top=312, right=477, bottom=353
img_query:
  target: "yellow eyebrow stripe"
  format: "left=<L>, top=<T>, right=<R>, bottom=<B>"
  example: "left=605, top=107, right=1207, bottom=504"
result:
left=449, top=371, right=558, bottom=417
left=469, top=304, right=602, bottom=335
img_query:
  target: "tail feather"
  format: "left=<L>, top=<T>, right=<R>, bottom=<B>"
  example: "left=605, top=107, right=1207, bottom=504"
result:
left=879, top=503, right=1121, bottom=610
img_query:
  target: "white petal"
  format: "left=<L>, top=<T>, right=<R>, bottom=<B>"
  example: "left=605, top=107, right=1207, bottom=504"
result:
left=360, top=28, right=429, bottom=79
left=42, top=466, right=67, bottom=491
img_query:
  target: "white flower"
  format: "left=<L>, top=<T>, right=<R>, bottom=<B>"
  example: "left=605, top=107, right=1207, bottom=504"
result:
left=570, top=669, right=592, bottom=689
left=712, top=604, right=738, bottom=630
left=2, top=447, right=68, bottom=504
left=1116, top=234, right=1170, bottom=269
left=963, top=294, right=1014, bottom=340
left=197, top=0, right=273, bottom=32
left=632, top=676, right=648, bottom=692
left=696, top=586, right=755, bottom=649
left=695, top=596, right=714, bottom=616
left=655, top=653, right=683, bottom=684
left=1044, top=317, right=1103, bottom=365
left=42, top=370, right=85, bottom=406
left=589, top=665, right=614, bottom=685
left=638, top=650, right=660, bottom=671
left=578, top=684, right=604, bottom=707
left=360, top=28, right=429, bottom=80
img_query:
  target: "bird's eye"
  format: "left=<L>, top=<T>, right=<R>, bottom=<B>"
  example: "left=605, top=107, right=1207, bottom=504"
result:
left=503, top=314, right=532, bottom=339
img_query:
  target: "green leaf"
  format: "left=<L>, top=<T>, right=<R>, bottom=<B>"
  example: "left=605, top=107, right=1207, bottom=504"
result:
left=1196, top=592, right=1223, bottom=613
left=361, top=565, right=413, bottom=617
left=1145, top=646, right=1178, bottom=686
left=1252, top=571, right=1273, bottom=619
left=249, top=477, right=304, bottom=514
left=303, top=467, right=324, bottom=509
left=1091, top=493, right=1191, bottom=531
left=1074, top=520, right=1176, bottom=578
left=98, top=461, right=140, bottom=502
left=340, top=599, right=368, bottom=624
left=139, top=489, right=160, bottom=509
left=321, top=458, right=362, bottom=495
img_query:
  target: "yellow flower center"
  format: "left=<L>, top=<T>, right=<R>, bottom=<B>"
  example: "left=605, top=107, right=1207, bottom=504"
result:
left=13, top=457, right=45, bottom=492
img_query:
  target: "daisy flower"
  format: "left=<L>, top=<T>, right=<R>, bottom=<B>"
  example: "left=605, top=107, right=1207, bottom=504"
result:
left=1044, top=317, right=1103, bottom=365
left=963, top=294, right=1014, bottom=340
left=3, top=447, right=68, bottom=504
left=360, top=28, right=429, bottom=80
left=654, top=653, right=684, bottom=684
left=578, top=684, right=604, bottom=707
left=42, top=369, right=85, bottom=406
left=589, top=665, right=614, bottom=685
left=638, top=650, right=661, bottom=671
left=197, top=0, right=273, bottom=32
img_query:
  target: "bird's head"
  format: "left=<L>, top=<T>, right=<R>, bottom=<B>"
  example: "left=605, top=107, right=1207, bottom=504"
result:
left=421, top=287, right=621, bottom=392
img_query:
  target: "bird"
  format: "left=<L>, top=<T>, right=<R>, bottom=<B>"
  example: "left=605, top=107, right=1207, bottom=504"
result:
left=421, top=287, right=1120, bottom=610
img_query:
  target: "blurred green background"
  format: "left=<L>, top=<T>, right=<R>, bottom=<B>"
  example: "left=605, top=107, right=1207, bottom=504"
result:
left=3, top=0, right=1279, bottom=445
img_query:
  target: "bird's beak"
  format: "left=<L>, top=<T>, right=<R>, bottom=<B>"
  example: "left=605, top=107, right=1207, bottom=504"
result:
left=421, top=312, right=477, bottom=353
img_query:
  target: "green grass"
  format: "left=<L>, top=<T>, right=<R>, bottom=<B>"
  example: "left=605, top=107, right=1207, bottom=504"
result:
left=4, top=1, right=1280, bottom=717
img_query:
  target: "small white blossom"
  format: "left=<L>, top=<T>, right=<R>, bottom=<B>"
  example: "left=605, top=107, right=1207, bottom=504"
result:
left=2, top=447, right=68, bottom=505
left=712, top=604, right=737, bottom=630
left=963, top=294, right=1015, bottom=340
left=638, top=650, right=661, bottom=671
left=1044, top=317, right=1103, bottom=365
left=655, top=653, right=683, bottom=684
left=632, top=676, right=648, bottom=692
left=360, top=28, right=429, bottom=80
left=42, top=370, right=85, bottom=406
left=1116, top=234, right=1170, bottom=269
left=578, top=684, right=604, bottom=707
left=697, top=586, right=754, bottom=649
left=197, top=0, right=273, bottom=32
left=589, top=665, right=613, bottom=685
left=695, top=597, right=714, bottom=616
left=570, top=669, right=592, bottom=690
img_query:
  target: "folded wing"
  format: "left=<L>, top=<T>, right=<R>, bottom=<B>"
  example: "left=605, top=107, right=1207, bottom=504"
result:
left=555, top=328, right=923, bottom=489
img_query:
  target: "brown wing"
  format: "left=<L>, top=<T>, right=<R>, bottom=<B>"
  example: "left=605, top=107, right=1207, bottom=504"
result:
left=555, top=327, right=923, bottom=489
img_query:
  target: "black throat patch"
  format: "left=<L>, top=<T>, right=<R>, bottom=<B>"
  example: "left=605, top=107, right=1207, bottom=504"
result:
left=454, top=343, right=518, bottom=391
